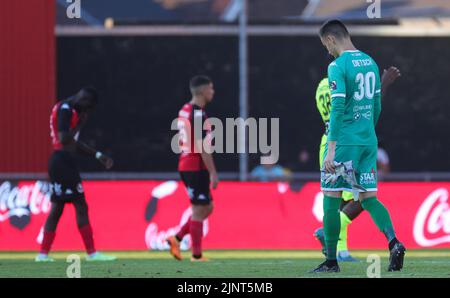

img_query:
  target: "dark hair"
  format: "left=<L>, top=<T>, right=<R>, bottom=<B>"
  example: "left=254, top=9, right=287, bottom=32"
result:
left=319, top=19, right=349, bottom=39
left=80, top=86, right=99, bottom=104
left=189, top=75, right=212, bottom=90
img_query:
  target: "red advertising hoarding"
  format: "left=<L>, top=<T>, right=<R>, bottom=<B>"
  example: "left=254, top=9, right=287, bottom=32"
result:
left=1, top=180, right=449, bottom=251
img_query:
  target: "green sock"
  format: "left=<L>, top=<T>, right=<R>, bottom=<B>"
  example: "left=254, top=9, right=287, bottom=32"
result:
left=361, top=197, right=396, bottom=242
left=337, top=212, right=352, bottom=252
left=323, top=196, right=341, bottom=260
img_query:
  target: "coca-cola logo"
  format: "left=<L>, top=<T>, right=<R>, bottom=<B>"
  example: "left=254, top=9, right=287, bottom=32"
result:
left=144, top=181, right=208, bottom=251
left=413, top=188, right=450, bottom=247
left=0, top=181, right=51, bottom=230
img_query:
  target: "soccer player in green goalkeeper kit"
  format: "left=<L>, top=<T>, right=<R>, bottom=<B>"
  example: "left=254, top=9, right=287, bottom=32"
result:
left=311, top=20, right=405, bottom=273
left=313, top=68, right=401, bottom=262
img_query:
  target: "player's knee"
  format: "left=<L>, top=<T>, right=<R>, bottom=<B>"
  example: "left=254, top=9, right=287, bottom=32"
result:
left=49, top=203, right=64, bottom=218
left=50, top=209, right=63, bottom=220
left=200, top=205, right=212, bottom=219
left=203, top=206, right=213, bottom=218
left=75, top=207, right=90, bottom=227
left=76, top=207, right=89, bottom=221
left=191, top=205, right=203, bottom=219
left=81, top=202, right=89, bottom=214
left=45, top=205, right=64, bottom=231
left=76, top=216, right=89, bottom=228
left=360, top=191, right=377, bottom=200
left=44, top=221, right=57, bottom=232
left=199, top=206, right=209, bottom=219
left=192, top=203, right=213, bottom=220
left=74, top=198, right=88, bottom=214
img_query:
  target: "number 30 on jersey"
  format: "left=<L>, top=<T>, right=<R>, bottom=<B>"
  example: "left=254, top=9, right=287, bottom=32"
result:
left=354, top=71, right=375, bottom=101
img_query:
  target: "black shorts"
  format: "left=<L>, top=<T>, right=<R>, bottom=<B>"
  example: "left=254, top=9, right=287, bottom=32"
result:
left=48, top=150, right=85, bottom=203
left=179, top=170, right=212, bottom=205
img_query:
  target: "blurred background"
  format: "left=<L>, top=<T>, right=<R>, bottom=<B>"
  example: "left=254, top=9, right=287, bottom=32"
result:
left=2, top=0, right=450, bottom=179
left=1, top=0, right=450, bottom=251
left=57, top=0, right=450, bottom=179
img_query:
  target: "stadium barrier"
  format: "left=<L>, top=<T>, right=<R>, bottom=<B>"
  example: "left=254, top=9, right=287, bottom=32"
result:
left=1, top=180, right=449, bottom=251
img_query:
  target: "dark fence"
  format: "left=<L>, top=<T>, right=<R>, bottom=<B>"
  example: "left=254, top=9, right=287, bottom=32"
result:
left=57, top=35, right=450, bottom=173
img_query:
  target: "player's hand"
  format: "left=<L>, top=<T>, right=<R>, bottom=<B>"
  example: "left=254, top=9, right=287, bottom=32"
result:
left=210, top=173, right=219, bottom=190
left=99, top=155, right=114, bottom=169
left=323, top=152, right=336, bottom=174
left=381, top=66, right=401, bottom=88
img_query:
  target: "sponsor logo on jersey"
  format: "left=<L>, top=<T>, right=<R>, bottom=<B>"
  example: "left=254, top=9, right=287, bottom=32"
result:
left=362, top=111, right=372, bottom=120
left=330, top=81, right=337, bottom=91
left=60, top=103, right=70, bottom=110
left=77, top=183, right=84, bottom=193
left=359, top=172, right=377, bottom=186
left=353, top=104, right=372, bottom=112
left=53, top=183, right=63, bottom=196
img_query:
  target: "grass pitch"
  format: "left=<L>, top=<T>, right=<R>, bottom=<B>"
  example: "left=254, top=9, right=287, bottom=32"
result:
left=0, top=250, right=449, bottom=278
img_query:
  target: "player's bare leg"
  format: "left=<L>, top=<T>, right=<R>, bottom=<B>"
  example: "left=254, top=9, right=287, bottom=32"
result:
left=360, top=191, right=405, bottom=271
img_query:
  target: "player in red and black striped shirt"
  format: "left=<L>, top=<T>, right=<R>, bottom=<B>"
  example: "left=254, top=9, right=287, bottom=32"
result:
left=36, top=87, right=116, bottom=262
left=167, top=76, right=218, bottom=262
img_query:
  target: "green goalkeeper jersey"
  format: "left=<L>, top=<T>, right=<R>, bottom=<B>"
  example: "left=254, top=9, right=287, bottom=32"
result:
left=327, top=50, right=381, bottom=146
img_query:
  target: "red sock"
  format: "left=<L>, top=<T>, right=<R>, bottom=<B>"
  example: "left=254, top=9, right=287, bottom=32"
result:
left=176, top=217, right=191, bottom=241
left=190, top=220, right=203, bottom=257
left=78, top=224, right=96, bottom=255
left=40, top=231, right=56, bottom=254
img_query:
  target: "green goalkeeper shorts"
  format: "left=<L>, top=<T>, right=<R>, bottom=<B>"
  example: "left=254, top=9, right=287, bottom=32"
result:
left=320, top=143, right=378, bottom=193
left=319, top=135, right=354, bottom=200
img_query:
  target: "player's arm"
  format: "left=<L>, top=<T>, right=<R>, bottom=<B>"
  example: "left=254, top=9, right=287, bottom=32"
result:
left=57, top=107, right=113, bottom=169
left=378, top=161, right=390, bottom=175
left=324, top=63, right=346, bottom=173
left=200, top=148, right=219, bottom=189
left=76, top=141, right=114, bottom=169
left=57, top=106, right=79, bottom=146
left=374, top=68, right=382, bottom=126
left=193, top=113, right=218, bottom=189
left=195, top=138, right=218, bottom=189
left=374, top=91, right=381, bottom=126
left=381, top=66, right=401, bottom=97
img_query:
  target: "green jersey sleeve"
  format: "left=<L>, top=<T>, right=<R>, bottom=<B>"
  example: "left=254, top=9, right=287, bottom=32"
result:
left=373, top=67, right=382, bottom=125
left=327, top=61, right=346, bottom=142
